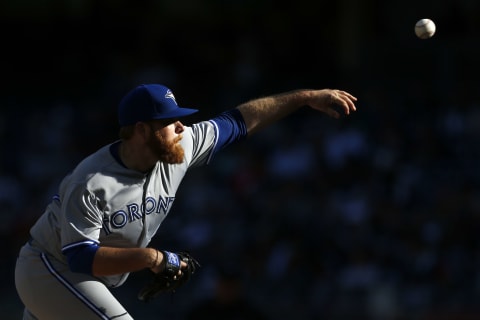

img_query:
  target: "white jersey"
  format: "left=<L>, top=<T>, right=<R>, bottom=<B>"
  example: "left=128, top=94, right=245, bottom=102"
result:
left=29, top=120, right=217, bottom=287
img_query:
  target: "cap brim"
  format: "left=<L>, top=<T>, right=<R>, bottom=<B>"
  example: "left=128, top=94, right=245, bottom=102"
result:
left=151, top=107, right=198, bottom=120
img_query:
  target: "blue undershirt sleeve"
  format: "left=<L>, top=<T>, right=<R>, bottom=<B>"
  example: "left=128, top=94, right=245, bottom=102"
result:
left=209, top=109, right=248, bottom=156
left=64, top=243, right=99, bottom=275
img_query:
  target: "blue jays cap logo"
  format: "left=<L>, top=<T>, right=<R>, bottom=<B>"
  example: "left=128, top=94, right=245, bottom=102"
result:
left=165, top=89, right=177, bottom=105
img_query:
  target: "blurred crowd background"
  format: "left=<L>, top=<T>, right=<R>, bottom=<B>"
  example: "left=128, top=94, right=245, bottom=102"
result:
left=2, top=0, right=480, bottom=319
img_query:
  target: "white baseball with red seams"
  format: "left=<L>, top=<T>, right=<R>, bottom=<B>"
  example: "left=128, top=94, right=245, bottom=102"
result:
left=415, top=18, right=436, bottom=39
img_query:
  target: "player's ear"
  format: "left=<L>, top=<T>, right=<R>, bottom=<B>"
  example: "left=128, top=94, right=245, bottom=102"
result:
left=135, top=122, right=150, bottom=140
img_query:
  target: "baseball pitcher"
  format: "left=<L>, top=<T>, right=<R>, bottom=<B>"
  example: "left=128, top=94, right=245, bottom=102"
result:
left=15, top=84, right=357, bottom=319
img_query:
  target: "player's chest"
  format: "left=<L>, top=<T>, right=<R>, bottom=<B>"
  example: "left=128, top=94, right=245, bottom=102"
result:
left=99, top=178, right=178, bottom=239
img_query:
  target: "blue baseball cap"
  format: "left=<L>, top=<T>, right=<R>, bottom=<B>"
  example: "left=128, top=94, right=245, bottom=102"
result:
left=118, top=84, right=198, bottom=126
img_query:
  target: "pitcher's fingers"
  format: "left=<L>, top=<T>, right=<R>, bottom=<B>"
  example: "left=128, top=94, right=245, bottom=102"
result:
left=337, top=91, right=357, bottom=113
left=338, top=90, right=357, bottom=101
left=333, top=95, right=353, bottom=115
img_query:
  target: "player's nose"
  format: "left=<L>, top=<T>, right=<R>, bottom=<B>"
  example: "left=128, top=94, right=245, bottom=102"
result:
left=175, top=121, right=185, bottom=134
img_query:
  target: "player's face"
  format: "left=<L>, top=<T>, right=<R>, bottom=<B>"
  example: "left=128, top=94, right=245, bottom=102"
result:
left=145, top=120, right=185, bottom=164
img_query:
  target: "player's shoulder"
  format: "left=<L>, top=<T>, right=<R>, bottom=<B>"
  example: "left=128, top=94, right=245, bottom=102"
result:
left=75, top=144, right=114, bottom=170
left=67, top=143, right=128, bottom=184
left=189, top=120, right=217, bottom=136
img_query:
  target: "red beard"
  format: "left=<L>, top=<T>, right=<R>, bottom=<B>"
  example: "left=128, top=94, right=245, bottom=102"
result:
left=147, top=133, right=184, bottom=164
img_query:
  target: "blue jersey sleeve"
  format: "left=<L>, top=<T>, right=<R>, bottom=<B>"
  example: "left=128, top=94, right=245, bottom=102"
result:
left=209, top=109, right=248, bottom=155
left=63, top=243, right=99, bottom=275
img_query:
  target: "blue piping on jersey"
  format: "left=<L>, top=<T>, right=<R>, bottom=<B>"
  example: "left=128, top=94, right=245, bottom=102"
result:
left=40, top=252, right=114, bottom=320
left=62, top=240, right=99, bottom=253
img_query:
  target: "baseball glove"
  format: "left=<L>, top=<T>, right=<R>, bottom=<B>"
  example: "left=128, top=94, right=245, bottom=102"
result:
left=138, top=250, right=200, bottom=302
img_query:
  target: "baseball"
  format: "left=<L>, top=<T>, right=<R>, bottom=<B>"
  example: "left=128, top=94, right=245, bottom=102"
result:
left=415, top=18, right=436, bottom=39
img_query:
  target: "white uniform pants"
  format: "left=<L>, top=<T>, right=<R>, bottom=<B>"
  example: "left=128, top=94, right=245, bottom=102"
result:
left=15, top=241, right=133, bottom=320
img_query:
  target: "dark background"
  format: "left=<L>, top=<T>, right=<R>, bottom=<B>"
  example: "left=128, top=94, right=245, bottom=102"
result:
left=2, top=1, right=480, bottom=319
